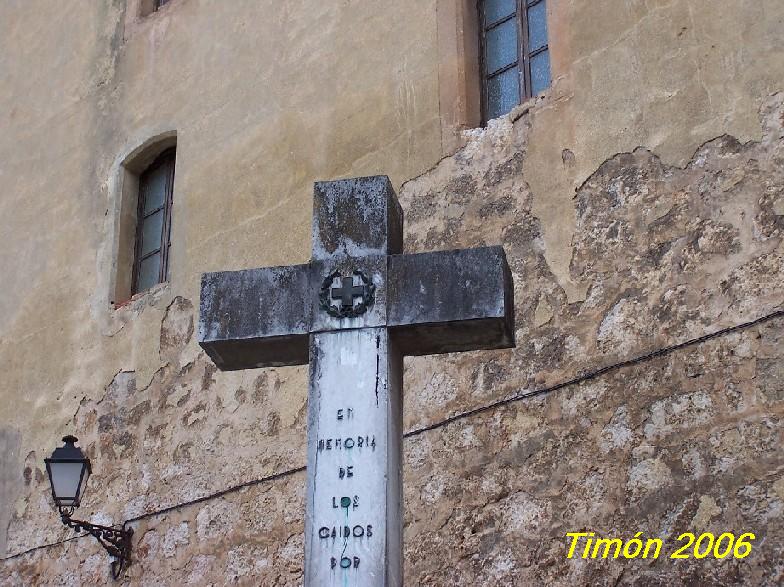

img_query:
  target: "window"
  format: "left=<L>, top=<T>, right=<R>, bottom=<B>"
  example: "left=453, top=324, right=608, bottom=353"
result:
left=139, top=0, right=171, bottom=17
left=479, top=0, right=551, bottom=122
left=132, top=148, right=176, bottom=294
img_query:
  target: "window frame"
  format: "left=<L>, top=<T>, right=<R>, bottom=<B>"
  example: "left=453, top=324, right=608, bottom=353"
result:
left=478, top=0, right=549, bottom=124
left=131, top=148, right=176, bottom=295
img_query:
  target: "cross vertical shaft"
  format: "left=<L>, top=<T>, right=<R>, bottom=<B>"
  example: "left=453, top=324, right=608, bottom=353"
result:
left=306, top=328, right=402, bottom=585
left=305, top=177, right=404, bottom=586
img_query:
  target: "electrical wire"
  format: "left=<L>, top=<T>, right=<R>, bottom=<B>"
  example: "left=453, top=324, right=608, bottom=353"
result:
left=3, top=307, right=781, bottom=562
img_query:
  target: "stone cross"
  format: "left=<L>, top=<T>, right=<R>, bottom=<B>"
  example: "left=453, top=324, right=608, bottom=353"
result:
left=198, top=176, right=514, bottom=586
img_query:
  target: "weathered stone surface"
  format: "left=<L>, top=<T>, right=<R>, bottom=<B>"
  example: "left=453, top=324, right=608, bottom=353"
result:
left=199, top=263, right=313, bottom=369
left=305, top=329, right=403, bottom=586
left=0, top=430, right=20, bottom=560
left=312, top=176, right=403, bottom=260
left=388, top=247, right=514, bottom=356
left=4, top=98, right=784, bottom=587
left=201, top=173, right=513, bottom=585
left=198, top=179, right=514, bottom=373
left=4, top=103, right=784, bottom=583
left=0, top=0, right=444, bottom=566
left=395, top=94, right=784, bottom=586
left=200, top=246, right=514, bottom=372
left=402, top=319, right=784, bottom=586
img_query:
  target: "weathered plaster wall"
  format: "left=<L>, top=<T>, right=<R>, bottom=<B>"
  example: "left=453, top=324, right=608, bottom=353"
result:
left=527, top=0, right=784, bottom=301
left=0, top=0, right=442, bottom=563
left=399, top=94, right=784, bottom=585
left=1, top=0, right=783, bottom=585
left=3, top=95, right=783, bottom=585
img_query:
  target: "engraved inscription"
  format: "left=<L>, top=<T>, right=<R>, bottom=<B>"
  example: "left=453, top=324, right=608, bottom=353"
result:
left=317, top=435, right=376, bottom=451
left=319, top=525, right=373, bottom=539
left=336, top=408, right=354, bottom=421
left=317, top=363, right=390, bottom=576
left=331, top=556, right=361, bottom=569
left=332, top=495, right=359, bottom=510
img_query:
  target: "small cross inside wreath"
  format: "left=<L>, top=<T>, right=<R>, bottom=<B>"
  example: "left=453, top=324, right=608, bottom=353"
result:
left=319, top=270, right=376, bottom=318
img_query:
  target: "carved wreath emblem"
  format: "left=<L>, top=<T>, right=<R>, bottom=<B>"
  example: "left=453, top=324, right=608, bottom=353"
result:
left=319, top=270, right=375, bottom=318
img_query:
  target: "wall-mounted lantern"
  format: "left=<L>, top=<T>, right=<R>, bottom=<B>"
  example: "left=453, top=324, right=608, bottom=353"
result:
left=45, top=436, right=133, bottom=579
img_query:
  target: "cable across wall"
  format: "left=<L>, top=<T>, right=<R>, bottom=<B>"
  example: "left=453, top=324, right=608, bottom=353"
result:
left=3, top=307, right=782, bottom=563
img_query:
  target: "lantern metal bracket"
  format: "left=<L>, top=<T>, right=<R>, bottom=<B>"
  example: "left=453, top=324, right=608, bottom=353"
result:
left=59, top=508, right=133, bottom=580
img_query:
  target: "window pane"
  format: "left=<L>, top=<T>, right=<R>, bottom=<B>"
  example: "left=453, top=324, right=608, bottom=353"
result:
left=527, top=1, right=548, bottom=52
left=142, top=163, right=168, bottom=214
left=485, top=18, right=518, bottom=74
left=530, top=49, right=551, bottom=95
left=484, top=0, right=516, bottom=25
left=137, top=253, right=161, bottom=292
left=140, top=210, right=164, bottom=256
left=487, top=68, right=519, bottom=120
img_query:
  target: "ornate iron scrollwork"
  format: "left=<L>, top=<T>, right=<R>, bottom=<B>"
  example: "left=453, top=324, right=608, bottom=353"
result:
left=60, top=508, right=133, bottom=580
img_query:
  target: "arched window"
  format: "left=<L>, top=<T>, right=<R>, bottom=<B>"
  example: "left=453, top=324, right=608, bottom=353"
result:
left=479, top=0, right=551, bottom=122
left=132, top=148, right=176, bottom=294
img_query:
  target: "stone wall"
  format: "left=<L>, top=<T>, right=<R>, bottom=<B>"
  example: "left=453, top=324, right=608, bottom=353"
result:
left=0, top=0, right=446, bottom=573
left=398, top=94, right=784, bottom=586
left=1, top=0, right=784, bottom=585
left=3, top=94, right=783, bottom=586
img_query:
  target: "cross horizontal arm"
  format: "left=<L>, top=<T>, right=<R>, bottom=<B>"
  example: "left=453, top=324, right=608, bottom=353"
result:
left=198, top=263, right=313, bottom=370
left=198, top=246, right=514, bottom=369
left=387, top=246, right=515, bottom=356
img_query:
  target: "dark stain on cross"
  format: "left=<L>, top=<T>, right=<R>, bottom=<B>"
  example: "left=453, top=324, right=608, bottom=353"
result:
left=198, top=176, right=515, bottom=586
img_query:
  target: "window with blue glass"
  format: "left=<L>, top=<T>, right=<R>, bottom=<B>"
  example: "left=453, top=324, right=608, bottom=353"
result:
left=480, top=0, right=551, bottom=122
left=132, top=148, right=176, bottom=295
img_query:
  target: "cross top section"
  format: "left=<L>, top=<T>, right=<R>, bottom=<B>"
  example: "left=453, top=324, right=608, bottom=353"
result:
left=198, top=175, right=514, bottom=369
left=312, top=175, right=402, bottom=260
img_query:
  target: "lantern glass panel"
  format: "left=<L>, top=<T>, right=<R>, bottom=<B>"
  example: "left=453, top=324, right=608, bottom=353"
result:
left=48, top=461, right=88, bottom=506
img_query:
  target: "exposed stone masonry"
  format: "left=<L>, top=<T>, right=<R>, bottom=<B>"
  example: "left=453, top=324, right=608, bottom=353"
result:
left=2, top=96, right=783, bottom=585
